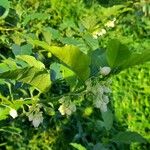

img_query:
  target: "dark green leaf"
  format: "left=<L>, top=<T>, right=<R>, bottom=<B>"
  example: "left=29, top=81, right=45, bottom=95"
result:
left=90, top=48, right=108, bottom=76
left=101, top=109, right=113, bottom=130
left=111, top=131, right=147, bottom=144
left=93, top=143, right=107, bottom=150
left=0, top=126, right=22, bottom=134
left=12, top=44, right=32, bottom=56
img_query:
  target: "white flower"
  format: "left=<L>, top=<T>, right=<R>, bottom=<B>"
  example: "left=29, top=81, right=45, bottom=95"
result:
left=105, top=18, right=116, bottom=28
left=102, top=95, right=109, bottom=104
left=100, top=103, right=108, bottom=112
left=92, top=29, right=106, bottom=38
left=100, top=66, right=111, bottom=76
left=28, top=113, right=34, bottom=121
left=93, top=34, right=98, bottom=39
left=93, top=94, right=109, bottom=112
left=32, top=112, right=43, bottom=128
left=97, top=29, right=107, bottom=36
left=92, top=85, right=103, bottom=95
left=9, top=109, right=18, bottom=118
left=94, top=97, right=103, bottom=108
left=28, top=111, right=43, bottom=128
left=58, top=101, right=76, bottom=116
left=69, top=103, right=76, bottom=113
left=102, top=86, right=112, bottom=94
left=58, top=104, right=66, bottom=116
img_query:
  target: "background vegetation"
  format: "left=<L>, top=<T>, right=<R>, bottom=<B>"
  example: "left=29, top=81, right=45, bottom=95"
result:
left=0, top=0, right=149, bottom=150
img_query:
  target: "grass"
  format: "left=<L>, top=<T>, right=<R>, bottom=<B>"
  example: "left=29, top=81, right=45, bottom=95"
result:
left=112, top=62, right=150, bottom=149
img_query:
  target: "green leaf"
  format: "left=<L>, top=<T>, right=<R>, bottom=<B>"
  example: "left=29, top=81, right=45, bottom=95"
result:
left=0, top=106, right=9, bottom=120
left=70, top=143, right=87, bottom=150
left=23, top=12, right=49, bottom=26
left=24, top=36, right=90, bottom=81
left=83, top=33, right=99, bottom=50
left=0, top=63, right=14, bottom=73
left=0, top=67, right=50, bottom=92
left=0, top=56, right=51, bottom=92
left=101, top=109, right=113, bottom=130
left=42, top=28, right=52, bottom=45
left=0, top=0, right=10, bottom=18
left=93, top=143, right=107, bottom=150
left=106, top=39, right=131, bottom=68
left=0, top=0, right=10, bottom=9
left=111, top=131, right=147, bottom=144
left=16, top=55, right=45, bottom=69
left=0, top=97, right=32, bottom=121
left=50, top=63, right=63, bottom=81
left=43, top=27, right=61, bottom=41
left=50, top=63, right=78, bottom=92
left=12, top=44, right=32, bottom=56
left=49, top=45, right=90, bottom=81
left=122, top=48, right=150, bottom=69
left=90, top=48, right=108, bottom=76
left=60, top=64, right=78, bottom=91
left=0, top=126, right=22, bottom=134
left=60, top=37, right=88, bottom=54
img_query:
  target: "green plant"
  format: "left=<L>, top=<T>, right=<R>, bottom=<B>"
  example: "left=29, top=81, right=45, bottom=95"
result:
left=0, top=0, right=149, bottom=150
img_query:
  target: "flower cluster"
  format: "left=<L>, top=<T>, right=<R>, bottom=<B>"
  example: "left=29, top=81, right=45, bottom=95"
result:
left=27, top=105, right=43, bottom=128
left=58, top=97, right=76, bottom=116
left=92, top=18, right=116, bottom=39
left=100, top=66, right=111, bottom=76
left=93, top=85, right=111, bottom=112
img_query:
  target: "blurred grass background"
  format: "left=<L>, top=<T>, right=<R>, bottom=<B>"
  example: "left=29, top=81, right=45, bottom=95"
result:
left=112, top=62, right=150, bottom=149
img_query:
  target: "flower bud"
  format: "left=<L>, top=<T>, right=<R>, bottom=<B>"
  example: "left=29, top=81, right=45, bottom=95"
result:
left=100, top=66, right=111, bottom=76
left=9, top=109, right=18, bottom=118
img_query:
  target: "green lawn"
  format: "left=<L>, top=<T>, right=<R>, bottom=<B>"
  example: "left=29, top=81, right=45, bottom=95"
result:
left=112, top=62, right=150, bottom=149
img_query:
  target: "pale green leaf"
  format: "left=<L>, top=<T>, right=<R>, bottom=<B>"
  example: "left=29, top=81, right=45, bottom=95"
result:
left=16, top=55, right=45, bottom=69
left=42, top=29, right=52, bottom=45
left=83, top=33, right=99, bottom=50
left=24, top=37, right=91, bottom=81
left=0, top=0, right=10, bottom=9
left=106, top=39, right=131, bottom=68
left=60, top=37, right=88, bottom=54
left=111, top=131, right=147, bottom=144
left=49, top=45, right=90, bottom=81
left=122, top=48, right=150, bottom=69
left=0, top=106, right=9, bottom=121
left=0, top=56, right=51, bottom=92
left=0, top=0, right=10, bottom=18
left=70, top=143, right=87, bottom=150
